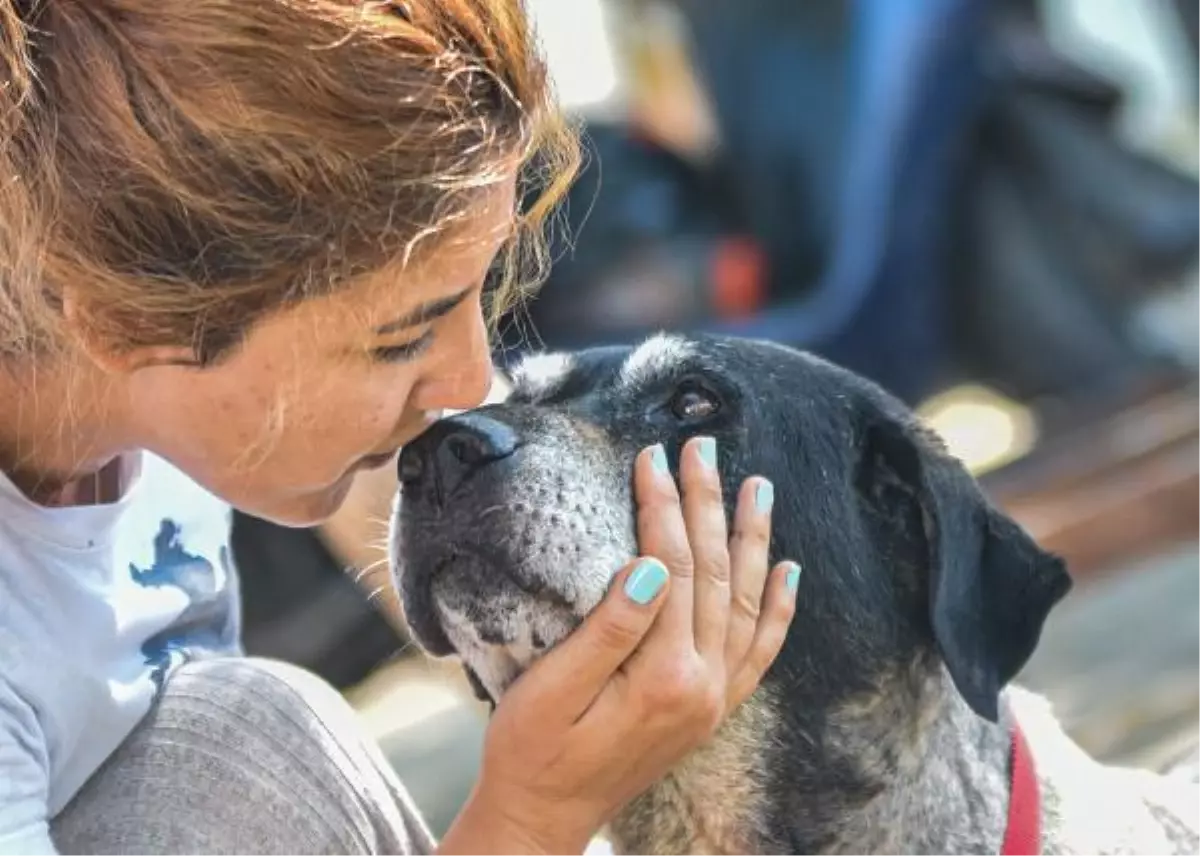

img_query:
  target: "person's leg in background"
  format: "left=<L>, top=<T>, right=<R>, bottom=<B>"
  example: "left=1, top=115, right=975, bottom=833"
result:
left=51, top=657, right=435, bottom=855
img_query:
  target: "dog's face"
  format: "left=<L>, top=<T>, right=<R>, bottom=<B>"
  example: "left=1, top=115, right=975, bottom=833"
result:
left=391, top=333, right=1070, bottom=727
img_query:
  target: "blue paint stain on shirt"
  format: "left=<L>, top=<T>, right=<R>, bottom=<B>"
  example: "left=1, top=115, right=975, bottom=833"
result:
left=129, top=519, right=238, bottom=692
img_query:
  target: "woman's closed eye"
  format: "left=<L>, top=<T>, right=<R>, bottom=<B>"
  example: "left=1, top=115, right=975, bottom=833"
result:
left=371, top=330, right=434, bottom=363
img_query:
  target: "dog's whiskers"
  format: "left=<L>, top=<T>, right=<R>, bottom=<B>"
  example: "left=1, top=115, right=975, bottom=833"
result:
left=477, top=503, right=507, bottom=522
left=364, top=584, right=392, bottom=605
left=353, top=556, right=391, bottom=584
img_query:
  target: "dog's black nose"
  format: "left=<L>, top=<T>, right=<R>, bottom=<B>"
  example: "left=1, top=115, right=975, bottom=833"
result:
left=398, top=411, right=520, bottom=504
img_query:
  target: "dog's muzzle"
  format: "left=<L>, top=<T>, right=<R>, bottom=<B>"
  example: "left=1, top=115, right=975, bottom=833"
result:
left=395, top=411, right=522, bottom=657
left=390, top=406, right=636, bottom=699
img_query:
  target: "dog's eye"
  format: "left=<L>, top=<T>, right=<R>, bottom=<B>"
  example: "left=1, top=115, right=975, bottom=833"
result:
left=670, top=385, right=720, bottom=421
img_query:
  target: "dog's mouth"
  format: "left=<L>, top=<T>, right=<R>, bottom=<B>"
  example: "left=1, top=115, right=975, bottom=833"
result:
left=401, top=542, right=592, bottom=704
left=398, top=549, right=502, bottom=701
left=396, top=521, right=636, bottom=705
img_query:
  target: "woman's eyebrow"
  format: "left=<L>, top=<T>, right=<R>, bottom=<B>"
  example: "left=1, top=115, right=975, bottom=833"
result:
left=373, top=287, right=473, bottom=335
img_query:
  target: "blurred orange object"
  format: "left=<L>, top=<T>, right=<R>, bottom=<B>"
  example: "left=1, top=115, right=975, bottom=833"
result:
left=710, top=237, right=767, bottom=320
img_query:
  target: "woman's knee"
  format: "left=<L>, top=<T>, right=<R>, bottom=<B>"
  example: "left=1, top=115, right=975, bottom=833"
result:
left=163, top=656, right=362, bottom=738
left=52, top=656, right=433, bottom=855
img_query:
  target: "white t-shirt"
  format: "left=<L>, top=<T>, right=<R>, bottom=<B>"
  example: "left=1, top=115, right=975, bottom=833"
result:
left=0, top=453, right=242, bottom=854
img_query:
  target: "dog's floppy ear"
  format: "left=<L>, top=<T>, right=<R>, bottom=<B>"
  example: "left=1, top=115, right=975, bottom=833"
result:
left=861, top=415, right=1072, bottom=722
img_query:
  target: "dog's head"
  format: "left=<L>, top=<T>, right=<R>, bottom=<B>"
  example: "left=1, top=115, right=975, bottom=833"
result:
left=390, top=333, right=1070, bottom=726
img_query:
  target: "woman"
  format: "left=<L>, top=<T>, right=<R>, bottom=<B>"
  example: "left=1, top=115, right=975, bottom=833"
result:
left=0, top=2, right=798, bottom=854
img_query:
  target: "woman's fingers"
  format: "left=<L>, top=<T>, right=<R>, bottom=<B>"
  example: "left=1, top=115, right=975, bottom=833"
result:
left=724, top=475, right=775, bottom=669
left=727, top=560, right=799, bottom=711
left=501, top=557, right=671, bottom=726
left=679, top=436, right=732, bottom=662
left=632, top=443, right=695, bottom=646
left=508, top=440, right=797, bottom=732
left=470, top=444, right=803, bottom=856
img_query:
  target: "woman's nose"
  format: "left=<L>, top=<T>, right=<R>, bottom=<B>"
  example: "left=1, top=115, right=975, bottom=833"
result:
left=430, top=355, right=494, bottom=412
left=413, top=313, right=494, bottom=412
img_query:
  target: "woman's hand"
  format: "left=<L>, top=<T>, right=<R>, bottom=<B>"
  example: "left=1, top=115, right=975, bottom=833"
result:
left=438, top=437, right=799, bottom=855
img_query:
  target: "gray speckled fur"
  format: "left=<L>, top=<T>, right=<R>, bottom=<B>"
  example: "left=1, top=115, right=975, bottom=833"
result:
left=392, top=407, right=635, bottom=700
left=390, top=334, right=1199, bottom=855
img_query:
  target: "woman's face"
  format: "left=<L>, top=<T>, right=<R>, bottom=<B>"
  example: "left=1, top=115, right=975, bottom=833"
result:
left=122, top=181, right=515, bottom=527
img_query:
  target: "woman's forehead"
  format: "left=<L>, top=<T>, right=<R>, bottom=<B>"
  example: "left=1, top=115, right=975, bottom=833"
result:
left=250, top=178, right=519, bottom=343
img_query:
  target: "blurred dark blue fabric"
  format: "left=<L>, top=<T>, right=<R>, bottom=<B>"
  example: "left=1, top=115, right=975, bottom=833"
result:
left=504, top=0, right=1196, bottom=406
left=686, top=0, right=989, bottom=402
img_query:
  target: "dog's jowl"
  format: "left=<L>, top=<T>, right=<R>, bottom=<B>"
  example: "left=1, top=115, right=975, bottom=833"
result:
left=390, top=333, right=1200, bottom=855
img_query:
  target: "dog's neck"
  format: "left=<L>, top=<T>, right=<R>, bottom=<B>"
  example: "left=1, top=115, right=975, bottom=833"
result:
left=805, top=668, right=1013, bottom=855
left=607, top=665, right=1013, bottom=854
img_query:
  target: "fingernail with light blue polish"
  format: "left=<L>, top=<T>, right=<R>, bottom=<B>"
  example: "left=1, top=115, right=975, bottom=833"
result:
left=698, top=437, right=717, bottom=469
left=786, top=562, right=801, bottom=595
left=650, top=444, right=668, bottom=474
left=625, top=558, right=669, bottom=605
left=755, top=480, right=774, bottom=513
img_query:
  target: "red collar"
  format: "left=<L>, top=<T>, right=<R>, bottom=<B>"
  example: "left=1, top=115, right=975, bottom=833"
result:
left=1000, top=721, right=1041, bottom=855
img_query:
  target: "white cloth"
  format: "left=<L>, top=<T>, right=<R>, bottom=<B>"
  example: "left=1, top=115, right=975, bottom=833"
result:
left=0, top=453, right=241, bottom=854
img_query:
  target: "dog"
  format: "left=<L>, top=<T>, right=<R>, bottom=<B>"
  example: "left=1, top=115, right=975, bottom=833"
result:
left=390, top=333, right=1200, bottom=854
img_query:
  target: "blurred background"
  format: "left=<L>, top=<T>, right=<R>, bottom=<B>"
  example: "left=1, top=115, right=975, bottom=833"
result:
left=231, top=0, right=1198, bottom=840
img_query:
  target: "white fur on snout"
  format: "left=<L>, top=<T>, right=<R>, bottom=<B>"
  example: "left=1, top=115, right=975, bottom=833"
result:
left=436, top=598, right=524, bottom=698
left=436, top=596, right=578, bottom=699
left=619, top=333, right=694, bottom=390
left=508, top=351, right=575, bottom=401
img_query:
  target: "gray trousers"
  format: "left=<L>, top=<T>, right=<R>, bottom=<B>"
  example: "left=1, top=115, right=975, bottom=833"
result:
left=51, top=658, right=436, bottom=855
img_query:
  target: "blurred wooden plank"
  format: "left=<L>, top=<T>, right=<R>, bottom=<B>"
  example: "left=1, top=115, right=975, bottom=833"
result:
left=984, top=387, right=1199, bottom=581
left=984, top=386, right=1197, bottom=492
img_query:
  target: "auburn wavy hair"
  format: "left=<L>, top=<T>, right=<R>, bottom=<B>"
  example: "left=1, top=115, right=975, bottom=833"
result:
left=0, top=0, right=578, bottom=362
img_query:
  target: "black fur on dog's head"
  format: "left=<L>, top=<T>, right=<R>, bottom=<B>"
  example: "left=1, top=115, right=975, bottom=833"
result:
left=390, top=333, right=1071, bottom=851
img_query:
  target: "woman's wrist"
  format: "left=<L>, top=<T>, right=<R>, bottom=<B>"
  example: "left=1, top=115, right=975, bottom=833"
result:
left=437, top=780, right=596, bottom=856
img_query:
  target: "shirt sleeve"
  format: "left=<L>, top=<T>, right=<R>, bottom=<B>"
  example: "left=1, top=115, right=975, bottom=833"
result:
left=0, top=683, right=56, bottom=855
left=0, top=822, right=56, bottom=856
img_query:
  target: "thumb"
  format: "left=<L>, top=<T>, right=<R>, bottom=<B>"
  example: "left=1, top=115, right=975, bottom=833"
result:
left=504, top=557, right=671, bottom=725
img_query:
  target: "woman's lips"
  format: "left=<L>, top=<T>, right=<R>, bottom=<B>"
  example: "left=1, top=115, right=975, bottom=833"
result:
left=357, top=450, right=399, bottom=471
left=357, top=412, right=443, bottom=472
